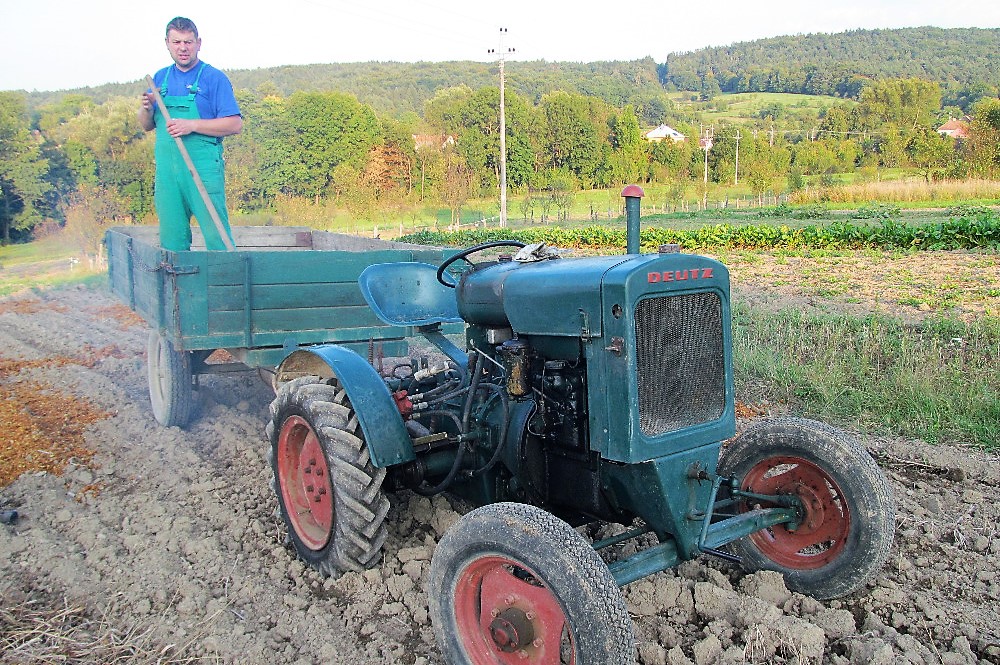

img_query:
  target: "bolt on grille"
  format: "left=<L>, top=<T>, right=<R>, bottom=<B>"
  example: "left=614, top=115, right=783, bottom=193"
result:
left=635, top=292, right=726, bottom=436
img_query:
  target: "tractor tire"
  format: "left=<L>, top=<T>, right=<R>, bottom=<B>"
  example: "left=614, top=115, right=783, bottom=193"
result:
left=429, top=502, right=635, bottom=665
left=146, top=329, right=195, bottom=428
left=716, top=417, right=895, bottom=600
left=266, top=375, right=389, bottom=575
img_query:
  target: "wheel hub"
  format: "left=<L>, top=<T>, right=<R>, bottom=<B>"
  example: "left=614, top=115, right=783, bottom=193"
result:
left=488, top=608, right=535, bottom=652
left=744, top=455, right=851, bottom=569
left=277, top=415, right=334, bottom=551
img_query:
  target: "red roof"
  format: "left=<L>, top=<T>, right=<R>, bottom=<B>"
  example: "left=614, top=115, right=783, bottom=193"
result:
left=937, top=118, right=969, bottom=139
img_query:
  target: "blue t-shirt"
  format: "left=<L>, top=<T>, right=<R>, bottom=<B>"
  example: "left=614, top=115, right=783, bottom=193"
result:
left=152, top=62, right=241, bottom=123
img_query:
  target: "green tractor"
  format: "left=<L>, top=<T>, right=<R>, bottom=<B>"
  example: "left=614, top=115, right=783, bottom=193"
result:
left=267, top=186, right=895, bottom=664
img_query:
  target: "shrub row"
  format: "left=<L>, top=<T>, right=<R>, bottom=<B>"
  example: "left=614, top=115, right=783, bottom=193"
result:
left=399, top=213, right=1000, bottom=252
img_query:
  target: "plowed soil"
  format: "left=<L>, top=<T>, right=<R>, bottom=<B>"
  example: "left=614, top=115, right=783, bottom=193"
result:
left=1, top=252, right=998, bottom=664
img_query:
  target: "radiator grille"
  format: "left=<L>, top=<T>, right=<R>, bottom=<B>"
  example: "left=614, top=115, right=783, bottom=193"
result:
left=635, top=292, right=726, bottom=436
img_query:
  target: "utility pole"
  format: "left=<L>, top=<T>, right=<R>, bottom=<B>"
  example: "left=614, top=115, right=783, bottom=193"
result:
left=734, top=129, right=741, bottom=186
left=489, top=28, right=514, bottom=228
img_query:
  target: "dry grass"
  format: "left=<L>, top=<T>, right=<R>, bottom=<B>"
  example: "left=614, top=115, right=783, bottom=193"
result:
left=0, top=594, right=204, bottom=664
left=789, top=178, right=1000, bottom=204
left=0, top=345, right=134, bottom=487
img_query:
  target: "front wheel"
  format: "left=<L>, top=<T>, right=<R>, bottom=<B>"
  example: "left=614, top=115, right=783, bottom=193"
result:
left=266, top=375, right=389, bottom=575
left=429, top=502, right=635, bottom=665
left=146, top=330, right=195, bottom=427
left=717, top=418, right=895, bottom=599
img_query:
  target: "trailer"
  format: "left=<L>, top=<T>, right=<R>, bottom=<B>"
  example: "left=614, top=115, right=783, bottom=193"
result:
left=105, top=225, right=454, bottom=427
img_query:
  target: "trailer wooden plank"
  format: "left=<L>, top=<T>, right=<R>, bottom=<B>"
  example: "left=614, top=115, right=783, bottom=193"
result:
left=207, top=283, right=365, bottom=311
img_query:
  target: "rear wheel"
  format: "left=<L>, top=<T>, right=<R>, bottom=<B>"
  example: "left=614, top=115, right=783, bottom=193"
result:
left=146, top=330, right=194, bottom=427
left=429, top=502, right=634, bottom=665
left=266, top=375, right=389, bottom=574
left=717, top=418, right=895, bottom=599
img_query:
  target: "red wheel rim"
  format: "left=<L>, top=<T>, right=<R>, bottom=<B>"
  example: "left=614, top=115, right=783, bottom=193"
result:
left=452, top=555, right=575, bottom=664
left=741, top=455, right=850, bottom=569
left=277, top=415, right=334, bottom=551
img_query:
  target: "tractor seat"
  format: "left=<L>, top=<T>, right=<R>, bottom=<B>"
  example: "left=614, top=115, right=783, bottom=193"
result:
left=359, top=262, right=463, bottom=327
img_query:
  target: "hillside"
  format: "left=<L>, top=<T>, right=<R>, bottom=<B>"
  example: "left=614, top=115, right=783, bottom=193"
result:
left=22, top=27, right=999, bottom=116
left=661, top=27, right=1000, bottom=99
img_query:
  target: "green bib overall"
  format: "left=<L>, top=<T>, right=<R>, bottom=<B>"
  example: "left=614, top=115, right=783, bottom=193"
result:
left=153, top=64, right=235, bottom=251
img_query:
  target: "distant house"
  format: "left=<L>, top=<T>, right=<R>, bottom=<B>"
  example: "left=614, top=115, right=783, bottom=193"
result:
left=644, top=124, right=686, bottom=143
left=413, top=134, right=456, bottom=150
left=937, top=117, right=970, bottom=139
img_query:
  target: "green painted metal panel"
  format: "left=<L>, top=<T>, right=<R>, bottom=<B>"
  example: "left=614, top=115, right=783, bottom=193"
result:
left=208, top=282, right=365, bottom=311
left=207, top=305, right=387, bottom=335
left=104, top=226, right=446, bottom=365
left=498, top=257, right=628, bottom=337
left=601, top=441, right=722, bottom=561
left=591, top=252, right=736, bottom=464
left=279, top=346, right=415, bottom=467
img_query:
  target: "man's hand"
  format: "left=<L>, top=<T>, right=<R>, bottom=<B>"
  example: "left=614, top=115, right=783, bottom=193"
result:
left=166, top=118, right=197, bottom=138
left=138, top=93, right=156, bottom=131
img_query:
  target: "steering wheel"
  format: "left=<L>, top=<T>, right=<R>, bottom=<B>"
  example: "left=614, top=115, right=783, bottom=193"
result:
left=436, top=240, right=527, bottom=288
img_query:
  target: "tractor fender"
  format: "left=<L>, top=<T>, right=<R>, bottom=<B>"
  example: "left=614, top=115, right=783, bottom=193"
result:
left=274, top=345, right=415, bottom=468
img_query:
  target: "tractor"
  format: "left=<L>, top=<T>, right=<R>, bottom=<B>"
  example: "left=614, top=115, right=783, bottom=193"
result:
left=266, top=186, right=895, bottom=664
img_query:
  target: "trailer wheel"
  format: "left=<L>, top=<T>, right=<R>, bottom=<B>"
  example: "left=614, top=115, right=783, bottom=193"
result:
left=429, top=502, right=634, bottom=665
left=717, top=418, right=895, bottom=599
left=146, top=330, right=195, bottom=428
left=266, top=376, right=389, bottom=575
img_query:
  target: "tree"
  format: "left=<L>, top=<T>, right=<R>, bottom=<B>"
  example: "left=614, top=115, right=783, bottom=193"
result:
left=541, top=91, right=603, bottom=186
left=60, top=184, right=133, bottom=264
left=907, top=127, right=954, bottom=182
left=965, top=98, right=1000, bottom=178
left=285, top=91, right=383, bottom=201
left=454, top=87, right=539, bottom=194
left=856, top=78, right=941, bottom=130
left=439, top=145, right=473, bottom=227
left=606, top=106, right=645, bottom=185
left=0, top=92, right=51, bottom=243
left=38, top=95, right=151, bottom=220
left=424, top=85, right=474, bottom=135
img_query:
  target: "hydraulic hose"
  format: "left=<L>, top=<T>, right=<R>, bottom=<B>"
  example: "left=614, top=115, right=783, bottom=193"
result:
left=470, top=383, right=510, bottom=477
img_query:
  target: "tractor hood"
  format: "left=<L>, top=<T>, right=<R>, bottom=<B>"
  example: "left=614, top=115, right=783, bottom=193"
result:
left=456, top=255, right=627, bottom=337
left=456, top=252, right=731, bottom=339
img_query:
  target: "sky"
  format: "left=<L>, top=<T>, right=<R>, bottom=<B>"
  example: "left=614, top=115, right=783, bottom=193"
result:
left=2, top=0, right=1000, bottom=92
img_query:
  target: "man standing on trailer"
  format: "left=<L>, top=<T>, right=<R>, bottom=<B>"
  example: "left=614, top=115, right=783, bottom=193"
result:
left=138, top=16, right=242, bottom=251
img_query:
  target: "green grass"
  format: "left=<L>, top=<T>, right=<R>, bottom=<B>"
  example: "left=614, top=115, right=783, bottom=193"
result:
left=0, top=237, right=103, bottom=297
left=667, top=91, right=857, bottom=126
left=733, top=306, right=1000, bottom=449
left=0, top=236, right=76, bottom=265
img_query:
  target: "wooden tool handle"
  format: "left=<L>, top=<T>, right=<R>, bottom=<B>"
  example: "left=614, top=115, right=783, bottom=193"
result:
left=145, top=75, right=235, bottom=251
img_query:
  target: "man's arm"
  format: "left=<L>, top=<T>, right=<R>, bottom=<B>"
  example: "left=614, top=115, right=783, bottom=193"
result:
left=164, top=115, right=243, bottom=138
left=138, top=94, right=156, bottom=132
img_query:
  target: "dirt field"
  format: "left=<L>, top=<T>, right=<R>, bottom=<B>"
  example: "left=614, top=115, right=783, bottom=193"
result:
left=1, top=251, right=998, bottom=664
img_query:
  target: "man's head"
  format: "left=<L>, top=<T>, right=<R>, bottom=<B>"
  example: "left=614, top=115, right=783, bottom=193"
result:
left=165, top=17, right=201, bottom=72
